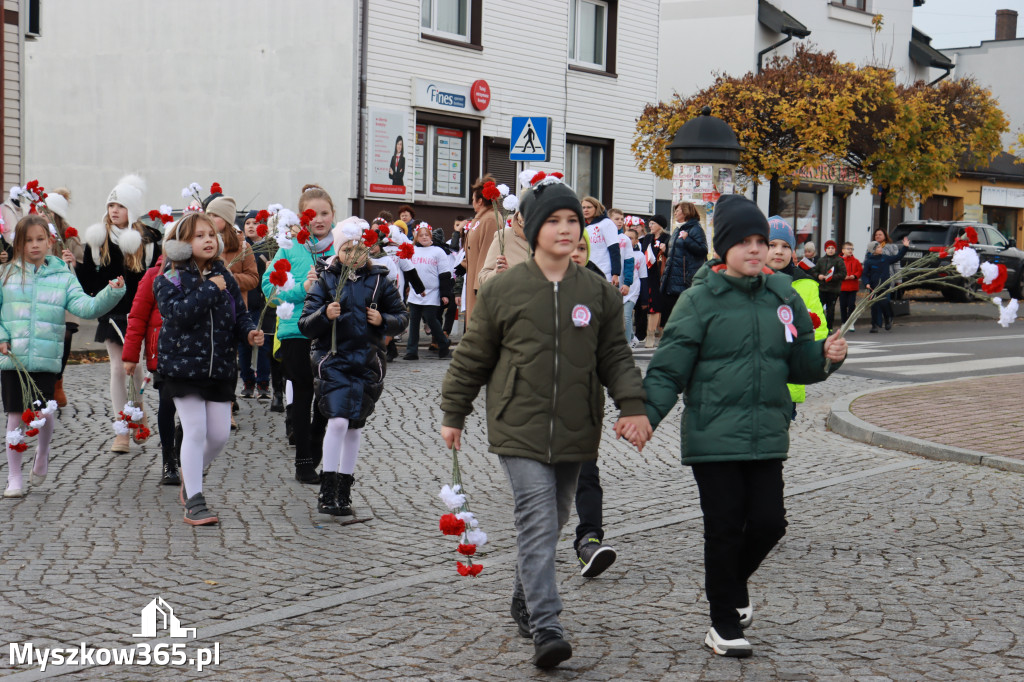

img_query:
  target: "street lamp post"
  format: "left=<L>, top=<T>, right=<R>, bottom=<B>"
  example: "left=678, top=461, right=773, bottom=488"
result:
left=666, top=106, right=742, bottom=257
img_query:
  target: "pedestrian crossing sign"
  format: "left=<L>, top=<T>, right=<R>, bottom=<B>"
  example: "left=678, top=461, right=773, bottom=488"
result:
left=510, top=116, right=551, bottom=161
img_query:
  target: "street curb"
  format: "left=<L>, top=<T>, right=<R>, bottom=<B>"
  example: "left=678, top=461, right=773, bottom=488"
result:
left=827, top=378, right=1024, bottom=475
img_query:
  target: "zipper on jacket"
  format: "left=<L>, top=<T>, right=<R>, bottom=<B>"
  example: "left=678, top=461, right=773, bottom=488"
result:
left=751, top=288, right=760, bottom=455
left=548, top=281, right=559, bottom=463
left=208, top=309, right=215, bottom=378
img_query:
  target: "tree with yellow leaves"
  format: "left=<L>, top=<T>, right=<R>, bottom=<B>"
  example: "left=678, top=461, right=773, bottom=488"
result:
left=633, top=46, right=1008, bottom=208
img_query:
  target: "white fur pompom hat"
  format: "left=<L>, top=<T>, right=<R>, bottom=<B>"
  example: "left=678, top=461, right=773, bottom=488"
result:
left=44, top=193, right=70, bottom=222
left=331, top=216, right=368, bottom=251
left=106, top=174, right=146, bottom=226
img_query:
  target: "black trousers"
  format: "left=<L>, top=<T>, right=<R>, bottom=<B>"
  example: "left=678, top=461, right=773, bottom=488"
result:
left=839, top=290, right=858, bottom=324
left=574, top=459, right=603, bottom=548
left=820, top=290, right=839, bottom=332
left=442, top=298, right=458, bottom=335
left=406, top=304, right=447, bottom=357
left=691, top=460, right=787, bottom=629
left=278, top=338, right=327, bottom=471
left=270, top=354, right=284, bottom=394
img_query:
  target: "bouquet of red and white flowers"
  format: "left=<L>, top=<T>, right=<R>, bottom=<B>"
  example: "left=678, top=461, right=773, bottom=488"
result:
left=438, top=446, right=488, bottom=577
left=4, top=352, right=58, bottom=455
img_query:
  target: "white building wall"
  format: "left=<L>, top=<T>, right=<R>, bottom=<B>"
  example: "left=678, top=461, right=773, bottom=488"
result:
left=365, top=0, right=659, bottom=215
left=24, top=0, right=358, bottom=228
left=947, top=39, right=1024, bottom=149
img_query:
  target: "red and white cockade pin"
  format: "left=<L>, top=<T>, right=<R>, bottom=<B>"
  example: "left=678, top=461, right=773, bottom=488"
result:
left=571, top=304, right=592, bottom=328
left=777, top=304, right=798, bottom=343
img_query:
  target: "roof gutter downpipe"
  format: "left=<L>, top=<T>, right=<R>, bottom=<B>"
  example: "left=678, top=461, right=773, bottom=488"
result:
left=758, top=33, right=793, bottom=73
left=928, top=65, right=951, bottom=86
left=357, top=0, right=369, bottom=217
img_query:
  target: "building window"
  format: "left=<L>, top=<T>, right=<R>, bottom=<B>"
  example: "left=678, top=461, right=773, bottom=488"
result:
left=414, top=121, right=472, bottom=203
left=569, top=0, right=609, bottom=70
left=833, top=0, right=867, bottom=10
left=566, top=135, right=614, bottom=206
left=776, top=189, right=823, bottom=249
left=422, top=0, right=469, bottom=41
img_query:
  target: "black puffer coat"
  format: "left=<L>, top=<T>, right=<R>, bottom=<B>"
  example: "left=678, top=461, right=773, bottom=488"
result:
left=661, top=218, right=708, bottom=296
left=298, top=260, right=409, bottom=427
left=153, top=260, right=254, bottom=380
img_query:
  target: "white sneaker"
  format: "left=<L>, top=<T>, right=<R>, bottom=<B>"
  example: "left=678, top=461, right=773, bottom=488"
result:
left=629, top=336, right=641, bottom=348
left=30, top=472, right=46, bottom=486
left=704, top=627, right=752, bottom=657
left=737, top=605, right=753, bottom=629
left=3, top=486, right=24, bottom=498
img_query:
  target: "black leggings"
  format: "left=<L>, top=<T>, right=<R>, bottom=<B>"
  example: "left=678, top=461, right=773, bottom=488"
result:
left=58, top=323, right=79, bottom=379
left=278, top=338, right=327, bottom=471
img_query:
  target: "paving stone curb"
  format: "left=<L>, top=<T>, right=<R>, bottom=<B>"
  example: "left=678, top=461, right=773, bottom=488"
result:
left=827, top=377, right=1024, bottom=475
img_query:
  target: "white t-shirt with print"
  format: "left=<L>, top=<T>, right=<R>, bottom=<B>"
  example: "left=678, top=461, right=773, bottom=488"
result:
left=586, top=217, right=619, bottom=282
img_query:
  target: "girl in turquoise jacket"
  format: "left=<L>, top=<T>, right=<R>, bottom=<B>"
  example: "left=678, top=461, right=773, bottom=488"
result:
left=1, top=215, right=125, bottom=498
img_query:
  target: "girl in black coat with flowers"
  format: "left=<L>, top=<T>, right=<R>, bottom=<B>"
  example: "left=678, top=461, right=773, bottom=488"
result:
left=153, top=212, right=264, bottom=526
left=299, top=220, right=408, bottom=517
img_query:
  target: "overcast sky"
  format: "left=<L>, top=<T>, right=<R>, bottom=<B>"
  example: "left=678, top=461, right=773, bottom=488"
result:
left=913, top=0, right=1023, bottom=48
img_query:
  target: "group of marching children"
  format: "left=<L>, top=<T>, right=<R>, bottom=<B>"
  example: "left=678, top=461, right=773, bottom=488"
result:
left=0, top=177, right=412, bottom=528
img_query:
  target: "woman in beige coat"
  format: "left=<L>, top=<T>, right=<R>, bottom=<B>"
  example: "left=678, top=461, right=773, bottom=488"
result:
left=477, top=212, right=528, bottom=286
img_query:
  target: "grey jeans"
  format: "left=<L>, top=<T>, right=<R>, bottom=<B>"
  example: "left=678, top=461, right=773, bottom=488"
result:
left=499, top=455, right=582, bottom=637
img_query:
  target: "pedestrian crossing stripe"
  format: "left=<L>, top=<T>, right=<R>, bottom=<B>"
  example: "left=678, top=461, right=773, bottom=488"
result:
left=841, top=352, right=968, bottom=365
left=509, top=116, right=550, bottom=162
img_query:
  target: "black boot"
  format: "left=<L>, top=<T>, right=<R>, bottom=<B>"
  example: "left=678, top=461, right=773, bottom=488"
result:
left=386, top=339, right=398, bottom=362
left=160, top=443, right=180, bottom=486
left=270, top=392, right=284, bottom=413
left=336, top=474, right=355, bottom=516
left=317, top=472, right=341, bottom=515
left=285, top=406, right=295, bottom=445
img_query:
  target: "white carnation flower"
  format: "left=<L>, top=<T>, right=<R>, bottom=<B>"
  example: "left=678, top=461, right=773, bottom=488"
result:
left=502, top=194, right=519, bottom=212
left=276, top=234, right=294, bottom=250
left=6, top=429, right=24, bottom=445
left=29, top=418, right=46, bottom=429
left=496, top=183, right=510, bottom=197
left=455, top=511, right=479, bottom=528
left=276, top=301, right=295, bottom=320
left=112, top=421, right=131, bottom=435
left=979, top=261, right=999, bottom=285
left=41, top=400, right=59, bottom=415
left=951, top=247, right=979, bottom=278
left=281, top=271, right=296, bottom=292
left=439, top=484, right=466, bottom=511
left=159, top=204, right=173, bottom=216
left=268, top=203, right=284, bottom=215
left=465, top=529, right=488, bottom=547
left=996, top=297, right=1019, bottom=328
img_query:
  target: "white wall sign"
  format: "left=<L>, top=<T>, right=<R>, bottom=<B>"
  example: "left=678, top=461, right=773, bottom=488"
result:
left=981, top=185, right=1024, bottom=209
left=367, top=108, right=411, bottom=199
left=412, top=78, right=488, bottom=116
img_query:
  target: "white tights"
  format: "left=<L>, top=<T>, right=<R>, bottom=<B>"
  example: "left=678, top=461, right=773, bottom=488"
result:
left=321, top=417, right=363, bottom=475
left=5, top=411, right=56, bottom=489
left=173, top=396, right=232, bottom=498
left=105, top=341, right=144, bottom=417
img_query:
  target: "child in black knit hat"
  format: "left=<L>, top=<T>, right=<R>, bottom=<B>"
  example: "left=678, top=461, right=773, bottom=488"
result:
left=439, top=171, right=650, bottom=669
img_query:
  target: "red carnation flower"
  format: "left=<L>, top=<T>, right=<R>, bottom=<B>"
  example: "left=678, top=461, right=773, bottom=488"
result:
left=268, top=270, right=288, bottom=287
left=28, top=204, right=38, bottom=214
left=256, top=224, right=269, bottom=238
left=300, top=209, right=316, bottom=227
left=439, top=513, right=466, bottom=536
left=531, top=171, right=547, bottom=185
left=456, top=561, right=470, bottom=576
left=953, top=238, right=970, bottom=251
left=10, top=442, right=27, bottom=453
left=551, top=172, right=564, bottom=179
left=457, top=543, right=477, bottom=556
left=979, top=263, right=1008, bottom=294
left=397, top=242, right=415, bottom=260
left=255, top=210, right=271, bottom=223
left=274, top=259, right=291, bottom=272
left=148, top=209, right=161, bottom=220
left=24, top=428, right=39, bottom=437
left=809, top=312, right=821, bottom=329
left=64, top=227, right=79, bottom=239
left=21, top=410, right=34, bottom=425
left=296, top=228, right=310, bottom=245
left=210, top=182, right=223, bottom=194
left=362, top=229, right=379, bottom=247
left=964, top=226, right=978, bottom=244
left=160, top=213, right=173, bottom=224
left=481, top=181, right=501, bottom=201
left=456, top=561, right=483, bottom=576
left=134, top=426, right=151, bottom=442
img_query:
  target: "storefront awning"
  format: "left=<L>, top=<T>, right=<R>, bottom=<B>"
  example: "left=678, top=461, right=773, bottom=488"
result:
left=758, top=0, right=811, bottom=38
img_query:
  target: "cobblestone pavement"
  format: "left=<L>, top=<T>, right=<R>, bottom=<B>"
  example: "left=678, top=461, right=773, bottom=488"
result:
left=1, top=360, right=1022, bottom=680
left=850, top=373, right=1024, bottom=461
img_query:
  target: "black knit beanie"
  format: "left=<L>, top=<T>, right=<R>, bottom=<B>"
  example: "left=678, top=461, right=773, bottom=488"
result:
left=711, top=194, right=769, bottom=258
left=245, top=209, right=258, bottom=222
left=649, top=214, right=670, bottom=231
left=520, top=181, right=586, bottom=249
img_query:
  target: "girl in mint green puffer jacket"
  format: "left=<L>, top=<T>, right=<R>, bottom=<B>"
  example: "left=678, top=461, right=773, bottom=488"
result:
left=0, top=215, right=125, bottom=497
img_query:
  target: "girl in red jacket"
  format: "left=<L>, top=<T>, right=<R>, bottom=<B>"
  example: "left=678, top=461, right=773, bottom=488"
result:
left=122, top=254, right=179, bottom=486
left=840, top=242, right=863, bottom=330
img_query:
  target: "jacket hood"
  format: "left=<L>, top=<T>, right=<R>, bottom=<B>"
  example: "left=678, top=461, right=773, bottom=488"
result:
left=6, top=255, right=70, bottom=276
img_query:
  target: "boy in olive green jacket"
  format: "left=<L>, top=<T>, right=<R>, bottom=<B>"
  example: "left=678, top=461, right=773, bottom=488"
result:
left=641, top=195, right=848, bottom=658
left=440, top=175, right=650, bottom=669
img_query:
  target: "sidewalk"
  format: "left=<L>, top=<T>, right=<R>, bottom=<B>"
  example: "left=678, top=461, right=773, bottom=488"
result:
left=828, top=373, right=1024, bottom=474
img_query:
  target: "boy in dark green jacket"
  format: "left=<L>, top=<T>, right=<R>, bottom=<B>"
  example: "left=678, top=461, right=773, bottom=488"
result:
left=641, top=195, right=848, bottom=657
left=440, top=176, right=650, bottom=669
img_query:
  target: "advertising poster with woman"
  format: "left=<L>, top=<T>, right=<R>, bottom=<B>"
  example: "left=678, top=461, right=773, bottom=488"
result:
left=368, top=108, right=411, bottom=198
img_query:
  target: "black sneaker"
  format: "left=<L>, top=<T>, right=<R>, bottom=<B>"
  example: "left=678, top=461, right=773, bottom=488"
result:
left=256, top=385, right=270, bottom=401
left=532, top=629, right=572, bottom=668
left=577, top=535, right=617, bottom=578
left=510, top=597, right=531, bottom=638
left=240, top=384, right=255, bottom=399
left=295, top=467, right=321, bottom=484
left=704, top=625, right=752, bottom=657
left=437, top=347, right=451, bottom=360
left=869, top=326, right=879, bottom=333
left=160, top=462, right=181, bottom=486
left=884, top=319, right=893, bottom=331
left=403, top=355, right=419, bottom=361
left=270, top=392, right=285, bottom=413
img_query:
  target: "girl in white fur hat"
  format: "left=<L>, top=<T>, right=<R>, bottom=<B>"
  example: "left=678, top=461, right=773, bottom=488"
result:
left=77, top=174, right=162, bottom=453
